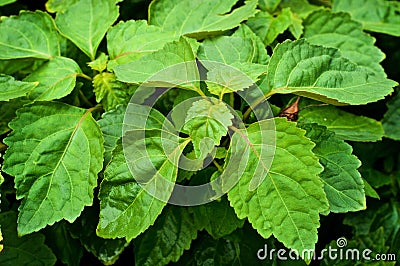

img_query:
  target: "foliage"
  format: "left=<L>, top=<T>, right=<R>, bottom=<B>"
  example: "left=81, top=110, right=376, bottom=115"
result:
left=0, top=0, right=399, bottom=265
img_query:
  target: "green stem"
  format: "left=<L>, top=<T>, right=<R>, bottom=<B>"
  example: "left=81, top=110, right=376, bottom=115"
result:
left=79, top=90, right=94, bottom=107
left=212, top=159, right=223, bottom=172
left=77, top=73, right=92, bottom=81
left=242, top=90, right=275, bottom=121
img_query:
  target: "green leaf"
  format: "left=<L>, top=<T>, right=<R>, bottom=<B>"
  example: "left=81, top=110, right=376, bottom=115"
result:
left=280, top=0, right=322, bottom=38
left=383, top=94, right=400, bottom=141
left=135, top=206, right=198, bottom=266
left=183, top=98, right=233, bottom=158
left=0, top=0, right=16, bottom=7
left=2, top=102, right=104, bottom=235
left=45, top=0, right=79, bottom=13
left=113, top=37, right=198, bottom=85
left=0, top=75, right=37, bottom=101
left=70, top=205, right=129, bottom=265
left=205, top=63, right=266, bottom=97
left=246, top=8, right=292, bottom=45
left=191, top=196, right=244, bottom=239
left=88, top=52, right=108, bottom=72
left=44, top=221, right=83, bottom=266
left=198, top=25, right=268, bottom=96
left=227, top=118, right=328, bottom=260
left=0, top=11, right=61, bottom=59
left=198, top=26, right=269, bottom=65
left=93, top=72, right=132, bottom=111
left=55, top=0, right=120, bottom=59
left=107, top=20, right=179, bottom=68
left=333, top=0, right=400, bottom=37
left=267, top=39, right=396, bottom=105
left=303, top=10, right=386, bottom=75
left=23, top=56, right=82, bottom=101
left=98, top=109, right=187, bottom=241
left=98, top=105, right=125, bottom=163
left=149, top=0, right=258, bottom=39
left=299, top=123, right=366, bottom=213
left=0, top=98, right=30, bottom=135
left=298, top=105, right=384, bottom=142
left=0, top=211, right=56, bottom=265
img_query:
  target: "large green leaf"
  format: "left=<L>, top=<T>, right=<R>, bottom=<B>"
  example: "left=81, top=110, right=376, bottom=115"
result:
left=298, top=105, right=384, bottom=142
left=113, top=37, right=198, bottom=85
left=2, top=102, right=104, bottom=235
left=98, top=104, right=125, bottom=163
left=55, top=0, right=120, bottom=59
left=0, top=211, right=56, bottom=265
left=92, top=72, right=132, bottom=111
left=382, top=94, right=400, bottom=141
left=246, top=8, right=292, bottom=45
left=299, top=123, right=366, bottom=213
left=183, top=98, right=233, bottom=158
left=149, top=0, right=258, bottom=39
left=267, top=39, right=396, bottom=105
left=191, top=196, right=244, bottom=239
left=0, top=75, right=37, bottom=101
left=107, top=20, right=179, bottom=68
left=135, top=206, right=199, bottom=266
left=0, top=11, right=61, bottom=59
left=23, top=56, right=82, bottom=101
left=227, top=118, right=328, bottom=260
left=98, top=104, right=188, bottom=240
left=303, top=10, right=385, bottom=75
left=198, top=25, right=268, bottom=97
left=333, top=0, right=400, bottom=37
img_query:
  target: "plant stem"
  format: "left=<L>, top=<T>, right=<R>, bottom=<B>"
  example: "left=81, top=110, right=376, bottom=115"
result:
left=77, top=73, right=92, bottom=81
left=79, top=90, right=94, bottom=107
left=243, top=90, right=275, bottom=121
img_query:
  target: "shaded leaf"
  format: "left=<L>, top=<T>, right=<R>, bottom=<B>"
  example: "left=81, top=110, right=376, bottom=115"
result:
left=24, top=56, right=82, bottom=101
left=135, top=206, right=198, bottom=266
left=258, top=0, right=281, bottom=12
left=267, top=39, right=396, bottom=105
left=0, top=211, right=56, bottom=265
left=70, top=205, right=129, bottom=265
left=299, top=123, right=366, bottom=213
left=303, top=10, right=385, bottom=75
left=383, top=94, right=400, bottom=141
left=149, top=0, right=258, bottom=39
left=0, top=0, right=16, bottom=6
left=246, top=8, right=292, bottom=45
left=227, top=118, right=328, bottom=260
left=191, top=196, right=244, bottom=239
left=0, top=75, right=37, bottom=101
left=0, top=98, right=30, bottom=135
left=298, top=105, right=384, bottom=142
left=44, top=222, right=83, bottom=266
left=333, top=0, right=400, bottom=36
left=55, top=0, right=120, bottom=59
left=3, top=102, right=104, bottom=235
left=0, top=11, right=61, bottom=59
